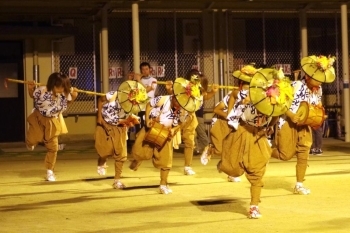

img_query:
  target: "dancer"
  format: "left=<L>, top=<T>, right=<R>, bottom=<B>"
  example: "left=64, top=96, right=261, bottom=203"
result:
left=129, top=78, right=199, bottom=194
left=181, top=70, right=218, bottom=175
left=95, top=80, right=145, bottom=189
left=271, top=55, right=335, bottom=194
left=218, top=66, right=284, bottom=219
left=200, top=91, right=242, bottom=182
left=26, top=72, right=78, bottom=181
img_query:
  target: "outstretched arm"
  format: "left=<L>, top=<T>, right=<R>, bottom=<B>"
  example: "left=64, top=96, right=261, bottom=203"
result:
left=67, top=87, right=79, bottom=104
left=203, top=84, right=219, bottom=100
left=226, top=90, right=239, bottom=117
left=27, top=81, right=35, bottom=98
left=213, top=102, right=227, bottom=118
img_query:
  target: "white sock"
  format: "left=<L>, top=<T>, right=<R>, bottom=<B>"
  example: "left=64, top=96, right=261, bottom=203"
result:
left=296, top=182, right=303, bottom=187
left=250, top=205, right=258, bottom=209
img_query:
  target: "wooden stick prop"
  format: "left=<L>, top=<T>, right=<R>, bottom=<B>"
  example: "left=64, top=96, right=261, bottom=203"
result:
left=4, top=78, right=106, bottom=96
left=128, top=73, right=238, bottom=90
left=155, top=81, right=238, bottom=90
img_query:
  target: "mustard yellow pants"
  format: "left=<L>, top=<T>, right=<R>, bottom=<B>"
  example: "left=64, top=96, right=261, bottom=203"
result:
left=271, top=118, right=312, bottom=182
left=26, top=110, right=61, bottom=170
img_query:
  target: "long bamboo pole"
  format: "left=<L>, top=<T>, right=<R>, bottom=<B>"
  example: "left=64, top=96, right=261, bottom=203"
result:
left=4, top=78, right=106, bottom=96
left=156, top=81, right=238, bottom=90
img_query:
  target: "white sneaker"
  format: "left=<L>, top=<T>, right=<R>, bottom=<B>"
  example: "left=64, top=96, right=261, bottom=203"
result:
left=200, top=146, right=211, bottom=165
left=267, top=139, right=272, bottom=147
left=248, top=206, right=262, bottom=219
left=228, top=176, right=241, bottom=182
left=97, top=164, right=107, bottom=176
left=293, top=185, right=311, bottom=195
left=184, top=166, right=196, bottom=175
left=46, top=170, right=56, bottom=182
left=159, top=185, right=173, bottom=194
left=113, top=180, right=126, bottom=189
left=26, top=144, right=34, bottom=151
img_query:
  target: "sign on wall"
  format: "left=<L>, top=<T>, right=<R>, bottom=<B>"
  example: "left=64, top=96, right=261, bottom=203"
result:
left=156, top=66, right=165, bottom=78
left=150, top=66, right=156, bottom=77
left=150, top=65, right=165, bottom=78
left=109, top=67, right=116, bottom=79
left=109, top=67, right=123, bottom=79
left=69, top=67, right=78, bottom=79
left=274, top=64, right=291, bottom=75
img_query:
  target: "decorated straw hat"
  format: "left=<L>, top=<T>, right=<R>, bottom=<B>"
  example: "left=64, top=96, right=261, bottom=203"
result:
left=249, top=68, right=294, bottom=117
left=117, top=80, right=149, bottom=114
left=232, top=64, right=259, bottom=83
left=301, top=55, right=336, bottom=83
left=173, top=76, right=203, bottom=113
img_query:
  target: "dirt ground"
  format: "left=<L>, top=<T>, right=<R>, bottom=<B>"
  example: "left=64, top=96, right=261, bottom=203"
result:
left=0, top=138, right=350, bottom=233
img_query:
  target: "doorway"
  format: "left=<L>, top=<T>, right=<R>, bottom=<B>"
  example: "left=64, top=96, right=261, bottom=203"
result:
left=0, top=41, right=25, bottom=142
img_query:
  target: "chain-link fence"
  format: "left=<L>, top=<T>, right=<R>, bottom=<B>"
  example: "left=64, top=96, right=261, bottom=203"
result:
left=52, top=11, right=345, bottom=137
left=52, top=18, right=97, bottom=115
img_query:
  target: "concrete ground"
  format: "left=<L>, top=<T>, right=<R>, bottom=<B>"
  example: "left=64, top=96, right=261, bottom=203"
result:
left=0, top=138, right=350, bottom=233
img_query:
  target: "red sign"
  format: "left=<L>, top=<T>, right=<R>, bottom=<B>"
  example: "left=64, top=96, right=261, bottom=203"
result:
left=157, top=66, right=165, bottom=77
left=109, top=67, right=116, bottom=79
left=116, top=67, right=123, bottom=78
left=150, top=66, right=156, bottom=77
left=69, top=67, right=77, bottom=79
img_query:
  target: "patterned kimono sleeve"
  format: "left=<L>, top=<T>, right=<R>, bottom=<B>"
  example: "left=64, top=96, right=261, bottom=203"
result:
left=172, top=112, right=180, bottom=127
left=226, top=90, right=248, bottom=129
left=289, top=80, right=304, bottom=113
left=33, top=87, right=42, bottom=101
left=222, top=92, right=231, bottom=108
left=317, top=86, right=322, bottom=103
left=150, top=96, right=162, bottom=107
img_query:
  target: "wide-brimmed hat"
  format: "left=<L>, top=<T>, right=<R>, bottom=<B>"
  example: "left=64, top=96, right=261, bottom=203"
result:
left=117, top=80, right=149, bottom=114
left=249, top=68, right=294, bottom=117
left=232, top=64, right=259, bottom=83
left=301, top=55, right=336, bottom=83
left=173, top=77, right=203, bottom=113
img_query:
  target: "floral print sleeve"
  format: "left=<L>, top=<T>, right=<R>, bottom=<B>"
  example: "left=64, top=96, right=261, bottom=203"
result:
left=278, top=79, right=322, bottom=129
left=226, top=90, right=248, bottom=129
left=222, top=91, right=232, bottom=108
left=289, top=79, right=322, bottom=113
left=289, top=80, right=305, bottom=114
left=101, top=91, right=126, bottom=125
left=150, top=96, right=162, bottom=108
left=317, top=86, right=322, bottom=103
left=33, top=86, right=69, bottom=117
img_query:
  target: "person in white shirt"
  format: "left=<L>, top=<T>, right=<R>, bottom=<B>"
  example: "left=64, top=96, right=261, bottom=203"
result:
left=132, top=62, right=157, bottom=133
left=200, top=91, right=241, bottom=183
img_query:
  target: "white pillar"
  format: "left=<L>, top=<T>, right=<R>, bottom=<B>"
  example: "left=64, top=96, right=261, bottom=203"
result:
left=101, top=7, right=109, bottom=92
left=132, top=3, right=140, bottom=73
left=300, top=9, right=308, bottom=58
left=341, top=4, right=350, bottom=142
